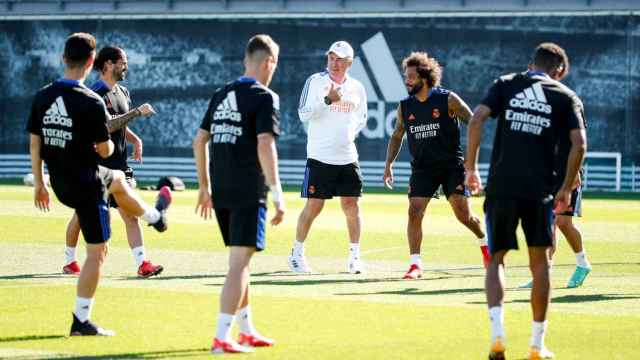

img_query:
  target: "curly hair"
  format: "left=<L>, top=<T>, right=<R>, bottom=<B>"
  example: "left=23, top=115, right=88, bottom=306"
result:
left=402, top=51, right=442, bottom=88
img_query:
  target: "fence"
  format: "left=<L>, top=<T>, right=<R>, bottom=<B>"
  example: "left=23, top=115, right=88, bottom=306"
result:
left=2, top=153, right=638, bottom=192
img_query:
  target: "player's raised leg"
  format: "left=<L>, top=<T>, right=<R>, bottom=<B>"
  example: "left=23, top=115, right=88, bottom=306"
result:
left=448, top=193, right=490, bottom=268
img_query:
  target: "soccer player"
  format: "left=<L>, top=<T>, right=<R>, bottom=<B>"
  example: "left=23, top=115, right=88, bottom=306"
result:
left=27, top=33, right=172, bottom=336
left=465, top=43, right=587, bottom=360
left=62, top=45, right=164, bottom=278
left=383, top=52, right=489, bottom=280
left=193, top=34, right=285, bottom=354
left=288, top=40, right=367, bottom=274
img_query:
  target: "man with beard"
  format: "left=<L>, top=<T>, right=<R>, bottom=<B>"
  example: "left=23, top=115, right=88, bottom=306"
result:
left=61, top=45, right=163, bottom=278
left=383, top=51, right=490, bottom=279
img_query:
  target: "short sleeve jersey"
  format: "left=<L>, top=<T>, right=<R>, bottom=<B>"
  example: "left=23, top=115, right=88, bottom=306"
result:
left=480, top=71, right=586, bottom=200
left=26, top=79, right=110, bottom=194
left=199, top=77, right=280, bottom=208
left=91, top=80, right=132, bottom=170
left=400, top=87, right=464, bottom=169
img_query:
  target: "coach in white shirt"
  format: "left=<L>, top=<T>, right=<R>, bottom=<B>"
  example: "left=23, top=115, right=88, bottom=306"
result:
left=288, top=40, right=368, bottom=274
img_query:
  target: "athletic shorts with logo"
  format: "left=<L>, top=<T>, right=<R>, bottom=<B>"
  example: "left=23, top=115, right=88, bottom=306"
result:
left=53, top=166, right=114, bottom=244
left=107, top=166, right=134, bottom=209
left=214, top=205, right=267, bottom=251
left=301, top=158, right=363, bottom=199
left=409, top=165, right=469, bottom=198
left=556, top=187, right=582, bottom=217
left=483, top=196, right=554, bottom=255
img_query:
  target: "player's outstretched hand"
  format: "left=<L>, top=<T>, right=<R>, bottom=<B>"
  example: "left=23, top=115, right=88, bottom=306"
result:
left=383, top=166, right=394, bottom=190
left=34, top=183, right=50, bottom=212
left=554, top=187, right=571, bottom=214
left=137, top=103, right=156, bottom=117
left=195, top=187, right=213, bottom=220
left=271, top=201, right=285, bottom=226
left=465, top=169, right=483, bottom=195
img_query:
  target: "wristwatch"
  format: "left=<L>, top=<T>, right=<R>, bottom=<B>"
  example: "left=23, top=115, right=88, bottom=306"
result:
left=324, top=96, right=332, bottom=105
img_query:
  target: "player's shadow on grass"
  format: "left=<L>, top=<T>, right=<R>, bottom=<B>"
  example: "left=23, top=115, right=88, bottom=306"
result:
left=336, top=287, right=485, bottom=296
left=467, top=293, right=640, bottom=305
left=116, top=273, right=227, bottom=281
left=0, top=273, right=68, bottom=280
left=0, top=334, right=65, bottom=342
left=43, top=347, right=209, bottom=359
left=226, top=276, right=415, bottom=287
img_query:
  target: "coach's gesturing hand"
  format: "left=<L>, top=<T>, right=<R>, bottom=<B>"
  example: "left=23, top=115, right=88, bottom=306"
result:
left=195, top=186, right=213, bottom=220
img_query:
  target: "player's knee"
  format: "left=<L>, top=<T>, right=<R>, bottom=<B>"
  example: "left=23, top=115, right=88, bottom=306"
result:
left=556, top=216, right=572, bottom=231
left=408, top=204, right=425, bottom=220
left=108, top=170, right=126, bottom=192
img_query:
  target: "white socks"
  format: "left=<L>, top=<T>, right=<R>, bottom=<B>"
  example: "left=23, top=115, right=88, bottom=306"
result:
left=576, top=250, right=591, bottom=268
left=478, top=237, right=488, bottom=247
left=237, top=306, right=257, bottom=335
left=293, top=240, right=305, bottom=257
left=215, top=313, right=235, bottom=341
left=489, top=306, right=505, bottom=343
left=141, top=207, right=160, bottom=224
left=410, top=254, right=422, bottom=268
left=349, top=243, right=360, bottom=258
left=65, top=246, right=77, bottom=265
left=132, top=246, right=146, bottom=268
left=530, top=320, right=548, bottom=349
left=74, top=297, right=94, bottom=322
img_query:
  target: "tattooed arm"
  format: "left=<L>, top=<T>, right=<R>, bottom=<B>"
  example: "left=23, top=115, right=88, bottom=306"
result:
left=107, top=103, right=155, bottom=132
left=448, top=91, right=473, bottom=124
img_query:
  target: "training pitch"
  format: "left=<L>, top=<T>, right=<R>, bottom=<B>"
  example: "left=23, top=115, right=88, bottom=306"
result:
left=1, top=185, right=639, bottom=359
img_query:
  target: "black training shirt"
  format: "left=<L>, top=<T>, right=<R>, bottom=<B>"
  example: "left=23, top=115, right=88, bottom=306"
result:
left=91, top=80, right=131, bottom=170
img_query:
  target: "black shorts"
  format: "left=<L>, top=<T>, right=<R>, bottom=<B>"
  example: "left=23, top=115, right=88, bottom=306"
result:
left=409, top=166, right=469, bottom=199
left=53, top=166, right=115, bottom=244
left=301, top=158, right=363, bottom=199
left=214, top=205, right=267, bottom=251
left=556, top=187, right=582, bottom=217
left=483, top=197, right=554, bottom=255
left=108, top=167, right=134, bottom=209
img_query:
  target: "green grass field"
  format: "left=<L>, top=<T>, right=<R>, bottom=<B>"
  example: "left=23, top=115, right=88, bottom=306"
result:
left=1, top=184, right=639, bottom=359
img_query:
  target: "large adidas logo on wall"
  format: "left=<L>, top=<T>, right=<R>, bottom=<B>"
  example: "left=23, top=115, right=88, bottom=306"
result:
left=349, top=32, right=408, bottom=139
left=509, top=82, right=552, bottom=114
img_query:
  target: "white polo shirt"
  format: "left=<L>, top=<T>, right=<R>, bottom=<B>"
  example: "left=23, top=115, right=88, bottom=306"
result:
left=298, top=71, right=368, bottom=165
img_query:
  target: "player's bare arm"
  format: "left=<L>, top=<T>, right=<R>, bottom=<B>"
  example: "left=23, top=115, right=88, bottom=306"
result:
left=465, top=104, right=491, bottom=194
left=448, top=91, right=473, bottom=124
left=193, top=129, right=213, bottom=219
left=555, top=128, right=587, bottom=212
left=29, top=134, right=49, bottom=211
left=383, top=104, right=406, bottom=189
left=125, top=128, right=143, bottom=162
left=107, top=103, right=155, bottom=133
left=257, top=132, right=285, bottom=226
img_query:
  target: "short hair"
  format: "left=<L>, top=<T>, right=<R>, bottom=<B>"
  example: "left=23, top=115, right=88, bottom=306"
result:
left=64, top=32, right=96, bottom=68
left=245, top=34, right=279, bottom=63
left=94, top=45, right=124, bottom=72
left=402, top=52, right=442, bottom=88
left=532, top=42, right=570, bottom=79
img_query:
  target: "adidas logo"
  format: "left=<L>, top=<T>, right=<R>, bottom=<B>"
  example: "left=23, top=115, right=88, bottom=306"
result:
left=349, top=32, right=408, bottom=139
left=509, top=82, right=552, bottom=114
left=43, top=96, right=72, bottom=127
left=213, top=90, right=241, bottom=122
